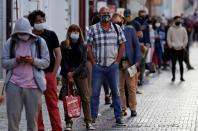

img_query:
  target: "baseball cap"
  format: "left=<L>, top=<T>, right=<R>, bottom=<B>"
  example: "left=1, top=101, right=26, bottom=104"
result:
left=124, top=8, right=131, bottom=17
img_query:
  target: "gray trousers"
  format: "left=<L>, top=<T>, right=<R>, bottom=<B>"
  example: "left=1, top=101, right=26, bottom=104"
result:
left=6, top=82, right=42, bottom=131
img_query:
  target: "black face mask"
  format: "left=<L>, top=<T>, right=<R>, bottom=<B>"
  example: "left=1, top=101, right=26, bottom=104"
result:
left=175, top=21, right=181, bottom=26
left=115, top=22, right=122, bottom=27
left=140, top=15, right=145, bottom=19
left=100, top=15, right=111, bottom=23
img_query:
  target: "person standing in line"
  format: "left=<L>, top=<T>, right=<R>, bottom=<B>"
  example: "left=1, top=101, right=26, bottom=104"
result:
left=123, top=9, right=143, bottom=93
left=134, top=10, right=150, bottom=86
left=167, top=16, right=188, bottom=82
left=2, top=17, right=49, bottom=131
left=59, top=24, right=95, bottom=131
left=153, top=21, right=165, bottom=70
left=123, top=9, right=143, bottom=40
left=28, top=10, right=62, bottom=131
left=111, top=13, right=141, bottom=117
left=88, top=12, right=111, bottom=105
left=87, top=7, right=126, bottom=125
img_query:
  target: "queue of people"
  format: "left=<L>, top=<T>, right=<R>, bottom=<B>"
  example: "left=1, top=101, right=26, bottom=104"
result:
left=0, top=6, right=196, bottom=131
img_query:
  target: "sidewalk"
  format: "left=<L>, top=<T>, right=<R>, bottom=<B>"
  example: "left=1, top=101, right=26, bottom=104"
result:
left=0, top=44, right=198, bottom=131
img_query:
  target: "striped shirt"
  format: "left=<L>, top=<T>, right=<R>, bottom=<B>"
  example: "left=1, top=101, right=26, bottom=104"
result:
left=87, top=22, right=126, bottom=66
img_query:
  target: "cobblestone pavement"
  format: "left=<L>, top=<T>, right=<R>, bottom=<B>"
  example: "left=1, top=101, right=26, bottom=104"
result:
left=1, top=44, right=198, bottom=131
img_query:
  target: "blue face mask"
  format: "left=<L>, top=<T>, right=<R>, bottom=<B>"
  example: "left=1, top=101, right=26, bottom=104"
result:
left=70, top=33, right=79, bottom=40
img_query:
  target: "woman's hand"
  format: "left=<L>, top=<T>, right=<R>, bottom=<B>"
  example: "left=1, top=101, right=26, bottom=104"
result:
left=67, top=72, right=74, bottom=79
left=23, top=56, right=33, bottom=64
left=68, top=77, right=74, bottom=83
left=16, top=56, right=25, bottom=63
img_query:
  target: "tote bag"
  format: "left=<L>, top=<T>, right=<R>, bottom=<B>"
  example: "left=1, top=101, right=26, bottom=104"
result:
left=63, top=82, right=81, bottom=118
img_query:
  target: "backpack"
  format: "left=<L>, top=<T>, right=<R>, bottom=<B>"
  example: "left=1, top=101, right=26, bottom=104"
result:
left=10, top=37, right=41, bottom=59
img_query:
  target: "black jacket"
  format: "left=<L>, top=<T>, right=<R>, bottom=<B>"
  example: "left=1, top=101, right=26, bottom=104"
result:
left=60, top=41, right=88, bottom=79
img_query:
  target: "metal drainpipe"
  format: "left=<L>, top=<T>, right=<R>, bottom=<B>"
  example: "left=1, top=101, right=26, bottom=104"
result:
left=79, top=0, right=86, bottom=37
left=6, top=0, right=12, bottom=39
left=89, top=0, right=94, bottom=26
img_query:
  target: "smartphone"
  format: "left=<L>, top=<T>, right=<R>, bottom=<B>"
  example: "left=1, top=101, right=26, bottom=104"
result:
left=20, top=56, right=26, bottom=59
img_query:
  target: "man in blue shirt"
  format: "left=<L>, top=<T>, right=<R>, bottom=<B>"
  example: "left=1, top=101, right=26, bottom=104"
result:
left=112, top=13, right=141, bottom=117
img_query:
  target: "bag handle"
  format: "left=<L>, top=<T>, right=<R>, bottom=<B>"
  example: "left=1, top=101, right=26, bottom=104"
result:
left=67, top=82, right=75, bottom=96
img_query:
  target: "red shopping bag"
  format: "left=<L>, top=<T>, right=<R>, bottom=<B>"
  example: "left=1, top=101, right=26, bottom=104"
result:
left=63, top=82, right=81, bottom=118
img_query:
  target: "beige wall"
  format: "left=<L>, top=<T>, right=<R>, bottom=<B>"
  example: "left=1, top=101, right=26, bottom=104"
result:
left=0, top=0, right=6, bottom=79
left=127, top=0, right=148, bottom=15
left=152, top=0, right=185, bottom=18
left=173, top=0, right=184, bottom=16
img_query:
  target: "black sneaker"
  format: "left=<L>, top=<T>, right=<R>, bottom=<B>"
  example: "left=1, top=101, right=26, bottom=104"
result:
left=131, top=110, right=137, bottom=117
left=188, top=66, right=194, bottom=70
left=86, top=123, right=95, bottom=130
left=180, top=77, right=185, bottom=82
left=116, top=118, right=126, bottom=126
left=171, top=77, right=175, bottom=82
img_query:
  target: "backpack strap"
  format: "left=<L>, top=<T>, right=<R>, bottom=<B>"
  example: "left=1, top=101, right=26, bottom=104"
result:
left=112, top=23, right=119, bottom=45
left=35, top=37, right=41, bottom=59
left=35, top=37, right=42, bottom=71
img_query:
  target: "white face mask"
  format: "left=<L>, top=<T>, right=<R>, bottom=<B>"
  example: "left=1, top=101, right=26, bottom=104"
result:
left=149, top=24, right=153, bottom=29
left=155, top=23, right=160, bottom=27
left=17, top=34, right=30, bottom=41
left=34, top=22, right=46, bottom=31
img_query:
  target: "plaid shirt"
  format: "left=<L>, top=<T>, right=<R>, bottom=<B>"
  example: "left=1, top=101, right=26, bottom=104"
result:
left=87, top=22, right=126, bottom=66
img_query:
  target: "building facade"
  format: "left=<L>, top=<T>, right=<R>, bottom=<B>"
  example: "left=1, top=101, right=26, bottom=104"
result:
left=150, top=0, right=198, bottom=18
left=12, top=0, right=73, bottom=41
left=0, top=0, right=91, bottom=80
left=0, top=0, right=6, bottom=79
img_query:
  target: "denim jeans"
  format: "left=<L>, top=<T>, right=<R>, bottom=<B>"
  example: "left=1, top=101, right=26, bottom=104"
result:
left=91, top=63, right=122, bottom=120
